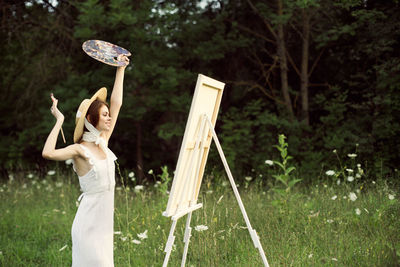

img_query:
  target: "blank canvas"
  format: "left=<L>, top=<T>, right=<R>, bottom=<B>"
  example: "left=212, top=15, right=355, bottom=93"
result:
left=164, top=74, right=225, bottom=217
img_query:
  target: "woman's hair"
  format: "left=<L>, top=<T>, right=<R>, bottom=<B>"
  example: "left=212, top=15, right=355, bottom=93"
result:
left=85, top=100, right=109, bottom=128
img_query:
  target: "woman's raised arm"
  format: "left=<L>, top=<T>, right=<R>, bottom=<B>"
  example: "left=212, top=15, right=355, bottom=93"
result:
left=42, top=94, right=82, bottom=161
left=105, top=55, right=130, bottom=141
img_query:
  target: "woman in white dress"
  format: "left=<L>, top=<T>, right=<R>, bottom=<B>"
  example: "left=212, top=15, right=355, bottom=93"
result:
left=42, top=55, right=129, bottom=266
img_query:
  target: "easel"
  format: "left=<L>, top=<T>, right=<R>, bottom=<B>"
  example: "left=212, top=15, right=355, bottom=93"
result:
left=162, top=114, right=270, bottom=267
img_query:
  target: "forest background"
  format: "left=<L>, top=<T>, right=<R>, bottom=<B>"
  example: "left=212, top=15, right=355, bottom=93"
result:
left=1, top=0, right=399, bottom=184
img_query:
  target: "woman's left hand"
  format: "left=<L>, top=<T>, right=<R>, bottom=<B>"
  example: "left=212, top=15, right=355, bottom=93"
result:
left=117, top=54, right=130, bottom=69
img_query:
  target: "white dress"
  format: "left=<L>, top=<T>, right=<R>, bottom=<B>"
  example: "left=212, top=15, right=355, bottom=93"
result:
left=71, top=144, right=117, bottom=267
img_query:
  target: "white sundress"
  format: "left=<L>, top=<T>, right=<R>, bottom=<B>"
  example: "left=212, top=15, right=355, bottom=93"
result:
left=71, top=144, right=117, bottom=267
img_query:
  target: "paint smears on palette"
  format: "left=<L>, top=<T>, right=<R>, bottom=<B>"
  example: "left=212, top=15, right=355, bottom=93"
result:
left=82, top=40, right=131, bottom=67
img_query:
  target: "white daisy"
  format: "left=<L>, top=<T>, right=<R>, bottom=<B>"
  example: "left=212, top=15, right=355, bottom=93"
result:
left=137, top=230, right=148, bottom=240
left=194, top=225, right=208, bottom=232
left=349, top=192, right=357, bottom=201
left=264, top=160, right=274, bottom=166
left=325, top=170, right=335, bottom=176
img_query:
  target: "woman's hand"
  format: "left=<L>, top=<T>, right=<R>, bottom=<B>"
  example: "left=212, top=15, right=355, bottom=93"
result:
left=50, top=93, right=64, bottom=121
left=117, top=54, right=130, bottom=70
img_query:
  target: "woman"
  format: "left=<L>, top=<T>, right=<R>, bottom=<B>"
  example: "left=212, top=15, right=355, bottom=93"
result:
left=42, top=55, right=129, bottom=266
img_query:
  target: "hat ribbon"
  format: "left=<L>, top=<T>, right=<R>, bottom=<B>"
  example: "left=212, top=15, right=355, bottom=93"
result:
left=82, top=118, right=107, bottom=154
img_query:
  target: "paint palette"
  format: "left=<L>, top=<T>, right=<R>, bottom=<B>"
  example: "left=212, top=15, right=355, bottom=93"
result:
left=82, top=40, right=131, bottom=67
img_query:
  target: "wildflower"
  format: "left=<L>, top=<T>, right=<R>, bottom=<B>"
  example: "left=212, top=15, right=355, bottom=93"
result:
left=326, top=219, right=334, bottom=223
left=372, top=181, right=376, bottom=184
left=357, top=164, right=361, bottom=168
left=332, top=258, right=338, bottom=261
left=331, top=195, right=337, bottom=200
left=347, top=176, right=354, bottom=182
left=28, top=173, right=34, bottom=179
left=194, top=225, right=208, bottom=232
left=47, top=170, right=56, bottom=176
left=56, top=182, right=63, bottom=188
left=120, top=236, right=127, bottom=242
left=347, top=153, right=357, bottom=158
left=245, top=176, right=252, bottom=182
left=388, top=194, right=395, bottom=200
left=325, top=170, right=335, bottom=176
left=222, top=181, right=228, bottom=187
left=346, top=169, right=354, bottom=173
left=114, top=231, right=122, bottom=235
left=355, top=173, right=361, bottom=178
left=265, top=160, right=274, bottom=166
left=137, top=230, right=148, bottom=240
left=59, top=245, right=68, bottom=252
left=134, top=185, right=144, bottom=193
left=349, top=192, right=357, bottom=201
left=333, top=149, right=337, bottom=153
left=355, top=208, right=361, bottom=215
left=337, top=179, right=341, bottom=185
left=132, top=239, right=141, bottom=244
left=308, top=254, right=313, bottom=258
left=128, top=172, right=135, bottom=178
left=148, top=169, right=153, bottom=175
left=65, top=159, right=73, bottom=165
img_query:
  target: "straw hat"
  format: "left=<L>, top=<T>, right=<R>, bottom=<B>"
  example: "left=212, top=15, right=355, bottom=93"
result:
left=73, top=87, right=107, bottom=143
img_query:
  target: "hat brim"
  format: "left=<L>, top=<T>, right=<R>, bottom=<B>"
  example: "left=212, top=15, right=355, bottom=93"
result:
left=73, top=87, right=107, bottom=143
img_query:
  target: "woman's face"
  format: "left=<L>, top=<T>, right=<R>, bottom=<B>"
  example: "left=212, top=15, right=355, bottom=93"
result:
left=96, top=105, right=111, bottom=132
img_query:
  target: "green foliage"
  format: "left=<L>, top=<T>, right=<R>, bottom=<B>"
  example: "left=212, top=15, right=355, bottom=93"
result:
left=270, top=134, right=301, bottom=197
left=156, top=165, right=172, bottom=196
left=1, top=0, right=400, bottom=185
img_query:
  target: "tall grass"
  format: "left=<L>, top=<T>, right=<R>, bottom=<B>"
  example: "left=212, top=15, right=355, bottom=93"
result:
left=0, top=170, right=399, bottom=266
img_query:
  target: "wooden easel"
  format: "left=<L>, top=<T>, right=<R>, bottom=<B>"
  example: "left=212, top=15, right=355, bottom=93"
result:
left=162, top=114, right=270, bottom=267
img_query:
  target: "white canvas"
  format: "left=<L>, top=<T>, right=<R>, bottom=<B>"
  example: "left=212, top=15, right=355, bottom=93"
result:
left=164, top=74, right=225, bottom=217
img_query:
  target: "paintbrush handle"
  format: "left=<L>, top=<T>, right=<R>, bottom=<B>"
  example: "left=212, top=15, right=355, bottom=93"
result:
left=60, top=127, right=66, bottom=143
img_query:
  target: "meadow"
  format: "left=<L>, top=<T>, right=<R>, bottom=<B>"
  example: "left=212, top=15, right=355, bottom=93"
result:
left=0, top=165, right=399, bottom=267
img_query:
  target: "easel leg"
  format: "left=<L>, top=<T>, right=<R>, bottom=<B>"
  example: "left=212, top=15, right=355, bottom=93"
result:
left=163, top=218, right=178, bottom=267
left=180, top=211, right=193, bottom=267
left=205, top=116, right=270, bottom=267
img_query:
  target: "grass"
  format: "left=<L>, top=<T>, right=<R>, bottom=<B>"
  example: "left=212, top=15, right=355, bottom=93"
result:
left=0, top=170, right=399, bottom=266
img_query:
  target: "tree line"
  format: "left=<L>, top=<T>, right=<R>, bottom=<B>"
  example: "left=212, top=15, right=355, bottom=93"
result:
left=1, top=0, right=399, bottom=182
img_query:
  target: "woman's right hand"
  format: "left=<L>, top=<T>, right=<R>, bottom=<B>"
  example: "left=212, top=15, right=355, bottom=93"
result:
left=50, top=93, right=64, bottom=121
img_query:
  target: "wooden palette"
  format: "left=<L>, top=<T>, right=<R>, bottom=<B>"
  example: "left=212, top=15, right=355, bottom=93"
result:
left=82, top=40, right=131, bottom=67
